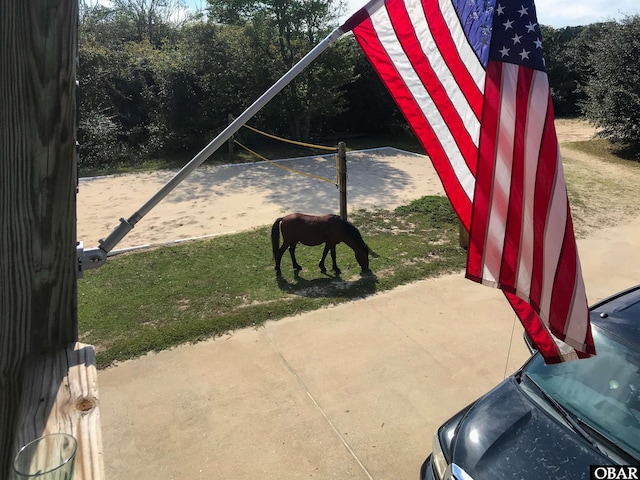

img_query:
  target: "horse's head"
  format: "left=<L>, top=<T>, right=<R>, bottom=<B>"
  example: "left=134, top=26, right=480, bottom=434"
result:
left=355, top=244, right=370, bottom=272
left=342, top=219, right=371, bottom=272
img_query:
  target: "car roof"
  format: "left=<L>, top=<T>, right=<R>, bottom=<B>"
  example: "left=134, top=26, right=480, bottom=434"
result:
left=590, top=284, right=640, bottom=349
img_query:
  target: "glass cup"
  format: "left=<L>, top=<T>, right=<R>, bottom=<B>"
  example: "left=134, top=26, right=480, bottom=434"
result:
left=13, top=433, right=77, bottom=479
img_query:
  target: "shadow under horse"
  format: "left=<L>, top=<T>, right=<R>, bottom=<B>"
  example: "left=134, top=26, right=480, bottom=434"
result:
left=271, top=213, right=370, bottom=276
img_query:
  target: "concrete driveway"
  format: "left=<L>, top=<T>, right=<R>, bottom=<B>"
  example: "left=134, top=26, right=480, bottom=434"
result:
left=97, top=214, right=640, bottom=479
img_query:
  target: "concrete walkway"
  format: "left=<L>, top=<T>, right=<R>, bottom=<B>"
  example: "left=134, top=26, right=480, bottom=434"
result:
left=97, top=215, right=640, bottom=479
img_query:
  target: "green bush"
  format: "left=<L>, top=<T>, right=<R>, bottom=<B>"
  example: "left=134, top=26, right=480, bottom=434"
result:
left=78, top=112, right=129, bottom=169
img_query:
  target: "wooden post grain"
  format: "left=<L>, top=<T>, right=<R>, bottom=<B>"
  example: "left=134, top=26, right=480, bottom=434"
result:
left=15, top=343, right=104, bottom=479
left=1, top=0, right=78, bottom=476
left=338, top=141, right=347, bottom=220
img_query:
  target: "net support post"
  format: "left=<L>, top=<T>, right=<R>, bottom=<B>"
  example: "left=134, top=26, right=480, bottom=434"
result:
left=338, top=141, right=347, bottom=220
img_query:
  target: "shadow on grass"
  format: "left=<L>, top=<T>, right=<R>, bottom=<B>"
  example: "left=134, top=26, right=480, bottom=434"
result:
left=276, top=269, right=378, bottom=299
left=567, top=138, right=640, bottom=164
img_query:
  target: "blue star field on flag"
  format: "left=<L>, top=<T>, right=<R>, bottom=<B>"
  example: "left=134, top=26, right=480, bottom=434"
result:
left=489, top=1, right=546, bottom=70
left=452, top=0, right=546, bottom=71
left=452, top=0, right=496, bottom=67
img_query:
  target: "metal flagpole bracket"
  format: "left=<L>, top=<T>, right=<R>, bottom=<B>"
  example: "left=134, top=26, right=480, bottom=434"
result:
left=76, top=217, right=136, bottom=278
left=76, top=241, right=108, bottom=278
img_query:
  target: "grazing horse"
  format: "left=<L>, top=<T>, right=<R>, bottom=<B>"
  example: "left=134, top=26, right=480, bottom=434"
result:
left=271, top=213, right=370, bottom=275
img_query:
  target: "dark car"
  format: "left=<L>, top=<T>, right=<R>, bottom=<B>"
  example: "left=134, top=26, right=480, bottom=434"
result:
left=421, top=285, right=640, bottom=480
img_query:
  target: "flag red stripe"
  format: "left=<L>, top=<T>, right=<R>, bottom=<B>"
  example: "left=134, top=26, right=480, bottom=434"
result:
left=549, top=204, right=578, bottom=338
left=499, top=67, right=530, bottom=288
left=529, top=102, right=559, bottom=311
left=352, top=12, right=474, bottom=225
left=515, top=72, right=549, bottom=301
left=484, top=64, right=516, bottom=287
left=419, top=0, right=484, bottom=117
left=386, top=0, right=478, bottom=172
left=505, top=292, right=562, bottom=362
left=466, top=61, right=501, bottom=280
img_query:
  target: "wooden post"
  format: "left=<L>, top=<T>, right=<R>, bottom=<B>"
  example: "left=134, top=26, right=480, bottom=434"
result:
left=1, top=1, right=78, bottom=476
left=338, top=141, right=347, bottom=220
left=459, top=221, right=469, bottom=250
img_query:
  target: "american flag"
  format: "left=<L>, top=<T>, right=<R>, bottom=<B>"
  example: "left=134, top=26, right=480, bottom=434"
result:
left=341, top=0, right=596, bottom=363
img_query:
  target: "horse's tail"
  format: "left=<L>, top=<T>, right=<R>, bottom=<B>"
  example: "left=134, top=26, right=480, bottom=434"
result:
left=271, top=217, right=283, bottom=260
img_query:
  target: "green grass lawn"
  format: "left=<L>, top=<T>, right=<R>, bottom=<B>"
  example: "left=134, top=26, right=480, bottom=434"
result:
left=79, top=196, right=465, bottom=368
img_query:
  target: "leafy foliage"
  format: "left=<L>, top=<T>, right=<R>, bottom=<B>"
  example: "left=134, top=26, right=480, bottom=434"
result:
left=541, top=25, right=586, bottom=117
left=583, top=16, right=640, bottom=151
left=329, top=36, right=406, bottom=136
left=206, top=0, right=354, bottom=140
left=77, top=1, right=640, bottom=169
left=78, top=0, right=359, bottom=168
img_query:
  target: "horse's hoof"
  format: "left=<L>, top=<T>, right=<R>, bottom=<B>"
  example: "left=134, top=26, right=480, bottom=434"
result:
left=334, top=268, right=341, bottom=275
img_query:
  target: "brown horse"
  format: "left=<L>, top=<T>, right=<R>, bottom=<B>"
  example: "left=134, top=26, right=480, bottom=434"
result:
left=271, top=213, right=370, bottom=275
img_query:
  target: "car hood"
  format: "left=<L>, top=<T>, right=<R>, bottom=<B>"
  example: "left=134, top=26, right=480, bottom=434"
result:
left=450, top=378, right=608, bottom=479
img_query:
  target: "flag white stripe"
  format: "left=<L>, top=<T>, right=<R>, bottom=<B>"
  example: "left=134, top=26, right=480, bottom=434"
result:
left=438, top=0, right=486, bottom=91
left=516, top=71, right=548, bottom=300
left=482, top=64, right=518, bottom=283
left=407, top=0, right=482, bottom=147
left=539, top=148, right=568, bottom=326
left=565, top=259, right=588, bottom=344
left=369, top=3, right=476, bottom=201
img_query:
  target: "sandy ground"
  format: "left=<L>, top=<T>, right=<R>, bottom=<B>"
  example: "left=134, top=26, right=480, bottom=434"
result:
left=77, top=119, right=615, bottom=252
left=77, top=148, right=443, bottom=252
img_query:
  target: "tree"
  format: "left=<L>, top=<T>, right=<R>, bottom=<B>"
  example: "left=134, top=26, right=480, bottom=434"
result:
left=160, top=21, right=259, bottom=152
left=206, top=0, right=353, bottom=140
left=78, top=0, right=201, bottom=167
left=110, top=0, right=187, bottom=45
left=583, top=17, right=640, bottom=148
left=78, top=36, right=164, bottom=167
left=331, top=35, right=403, bottom=136
left=540, top=25, right=587, bottom=117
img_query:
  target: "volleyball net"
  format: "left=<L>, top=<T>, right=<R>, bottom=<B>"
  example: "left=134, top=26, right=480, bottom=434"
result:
left=236, top=123, right=340, bottom=186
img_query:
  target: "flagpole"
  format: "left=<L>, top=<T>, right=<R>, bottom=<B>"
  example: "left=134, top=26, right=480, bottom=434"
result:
left=339, top=0, right=384, bottom=32
left=92, top=27, right=347, bottom=259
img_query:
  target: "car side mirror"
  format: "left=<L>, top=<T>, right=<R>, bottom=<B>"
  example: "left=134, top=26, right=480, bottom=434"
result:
left=523, top=332, right=538, bottom=354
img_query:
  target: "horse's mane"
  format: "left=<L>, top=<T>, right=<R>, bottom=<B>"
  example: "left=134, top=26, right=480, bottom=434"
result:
left=341, top=218, right=369, bottom=251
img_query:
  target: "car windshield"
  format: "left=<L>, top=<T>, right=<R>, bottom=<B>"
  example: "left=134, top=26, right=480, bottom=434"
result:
left=524, top=327, right=640, bottom=460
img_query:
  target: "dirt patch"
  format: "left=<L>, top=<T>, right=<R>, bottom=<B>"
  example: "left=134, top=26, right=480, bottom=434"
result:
left=556, top=120, right=640, bottom=237
left=555, top=118, right=598, bottom=143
